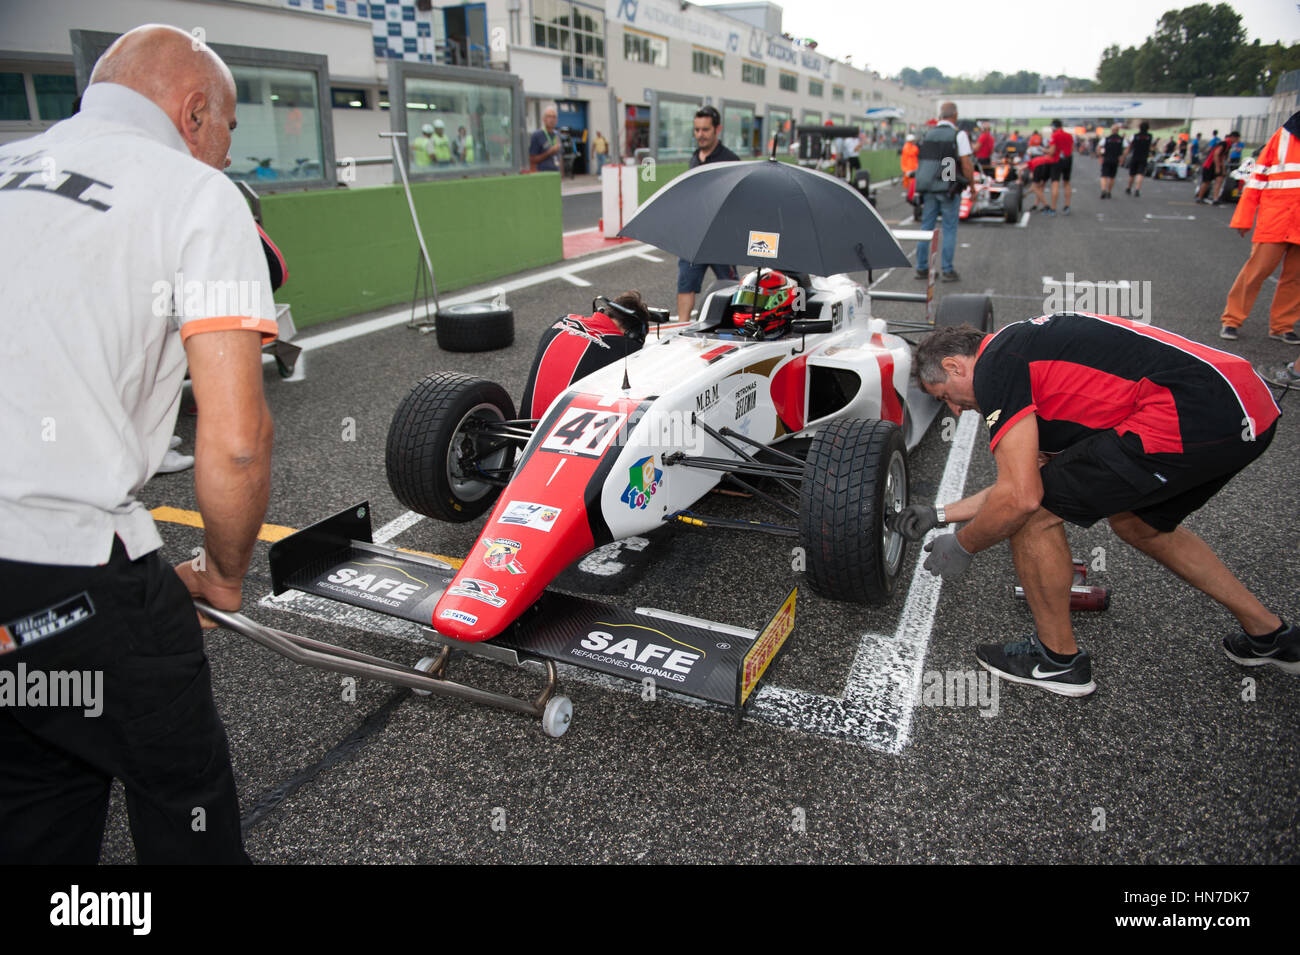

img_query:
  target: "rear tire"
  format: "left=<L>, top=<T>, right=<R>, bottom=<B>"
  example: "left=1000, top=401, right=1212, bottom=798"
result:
left=386, top=372, right=516, bottom=522
left=936, top=293, right=994, bottom=331
left=799, top=419, right=908, bottom=604
left=435, top=303, right=514, bottom=352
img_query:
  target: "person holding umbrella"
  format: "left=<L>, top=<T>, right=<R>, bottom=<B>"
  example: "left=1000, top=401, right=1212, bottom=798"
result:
left=676, top=106, right=740, bottom=323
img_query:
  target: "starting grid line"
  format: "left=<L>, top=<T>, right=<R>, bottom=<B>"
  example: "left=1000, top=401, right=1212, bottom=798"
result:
left=257, top=410, right=981, bottom=754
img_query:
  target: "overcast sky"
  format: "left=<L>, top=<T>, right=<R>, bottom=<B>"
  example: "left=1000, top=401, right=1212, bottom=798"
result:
left=707, top=0, right=1298, bottom=82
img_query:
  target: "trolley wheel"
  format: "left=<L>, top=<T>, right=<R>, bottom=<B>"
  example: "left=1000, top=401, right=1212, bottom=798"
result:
left=412, top=655, right=439, bottom=696
left=541, top=695, right=573, bottom=738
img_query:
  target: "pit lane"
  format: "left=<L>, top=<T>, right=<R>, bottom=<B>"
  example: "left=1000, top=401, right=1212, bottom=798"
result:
left=110, top=163, right=1298, bottom=863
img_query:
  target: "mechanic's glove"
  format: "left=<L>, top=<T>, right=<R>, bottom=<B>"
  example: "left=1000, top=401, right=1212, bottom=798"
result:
left=923, top=533, right=972, bottom=581
left=895, top=504, right=939, bottom=541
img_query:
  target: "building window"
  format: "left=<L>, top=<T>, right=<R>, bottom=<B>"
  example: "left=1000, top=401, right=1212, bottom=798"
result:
left=723, top=103, right=757, bottom=155
left=34, top=75, right=76, bottom=121
left=741, top=61, right=765, bottom=86
left=533, top=0, right=606, bottom=83
left=808, top=80, right=824, bottom=97
left=692, top=47, right=724, bottom=79
left=656, top=97, right=699, bottom=162
left=851, top=89, right=863, bottom=103
left=872, top=90, right=883, bottom=101
left=778, top=71, right=797, bottom=92
left=0, top=72, right=30, bottom=120
left=227, top=64, right=326, bottom=183
left=331, top=87, right=370, bottom=109
left=831, top=85, right=844, bottom=101
left=624, top=28, right=667, bottom=67
left=403, top=74, right=516, bottom=173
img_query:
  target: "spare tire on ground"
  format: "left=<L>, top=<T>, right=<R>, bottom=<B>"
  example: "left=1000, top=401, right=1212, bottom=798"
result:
left=435, top=302, right=514, bottom=352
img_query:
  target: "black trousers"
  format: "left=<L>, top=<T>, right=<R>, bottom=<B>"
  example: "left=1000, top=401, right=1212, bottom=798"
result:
left=0, top=539, right=249, bottom=864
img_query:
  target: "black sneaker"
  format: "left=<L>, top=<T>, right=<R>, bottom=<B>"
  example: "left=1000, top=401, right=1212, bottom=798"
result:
left=1134, top=189, right=1140, bottom=197
left=1063, top=206, right=1071, bottom=215
left=914, top=268, right=928, bottom=280
left=975, top=633, right=1096, bottom=697
left=1222, top=621, right=1300, bottom=674
left=941, top=270, right=960, bottom=282
left=1220, top=324, right=1238, bottom=340
left=1125, top=186, right=1131, bottom=194
left=1273, top=362, right=1300, bottom=386
left=1268, top=330, right=1300, bottom=344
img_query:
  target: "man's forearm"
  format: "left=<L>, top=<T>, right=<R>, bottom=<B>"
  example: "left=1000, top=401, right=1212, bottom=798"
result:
left=953, top=481, right=1035, bottom=554
left=194, top=410, right=273, bottom=582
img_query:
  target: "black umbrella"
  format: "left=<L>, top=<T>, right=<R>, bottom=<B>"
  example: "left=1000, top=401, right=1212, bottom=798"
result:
left=618, top=159, right=910, bottom=273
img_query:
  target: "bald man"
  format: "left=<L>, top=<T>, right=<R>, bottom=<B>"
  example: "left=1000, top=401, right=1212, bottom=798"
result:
left=529, top=106, right=562, bottom=172
left=0, top=24, right=275, bottom=864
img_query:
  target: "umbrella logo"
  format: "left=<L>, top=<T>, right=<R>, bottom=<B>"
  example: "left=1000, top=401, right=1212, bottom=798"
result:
left=747, top=231, right=780, bottom=258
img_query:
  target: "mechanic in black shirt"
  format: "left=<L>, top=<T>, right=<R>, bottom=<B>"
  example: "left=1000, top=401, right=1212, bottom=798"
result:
left=676, top=105, right=739, bottom=323
left=1120, top=121, right=1152, bottom=197
left=1098, top=124, right=1124, bottom=199
left=895, top=315, right=1291, bottom=697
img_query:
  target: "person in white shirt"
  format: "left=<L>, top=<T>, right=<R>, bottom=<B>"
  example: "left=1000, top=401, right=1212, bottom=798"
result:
left=0, top=24, right=276, bottom=864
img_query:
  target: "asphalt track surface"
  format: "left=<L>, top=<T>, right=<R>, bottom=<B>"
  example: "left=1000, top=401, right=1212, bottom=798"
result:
left=110, top=161, right=1299, bottom=864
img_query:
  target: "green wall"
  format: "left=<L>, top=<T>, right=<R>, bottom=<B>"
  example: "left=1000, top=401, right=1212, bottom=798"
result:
left=636, top=149, right=904, bottom=204
left=261, top=173, right=562, bottom=329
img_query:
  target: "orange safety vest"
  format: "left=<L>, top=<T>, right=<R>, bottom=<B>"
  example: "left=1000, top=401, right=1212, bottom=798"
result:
left=900, top=141, right=919, bottom=175
left=1230, top=112, right=1300, bottom=244
left=1028, top=131, right=1042, bottom=147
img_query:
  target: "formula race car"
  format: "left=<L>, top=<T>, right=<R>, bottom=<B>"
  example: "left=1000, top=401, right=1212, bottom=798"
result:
left=211, top=164, right=993, bottom=736
left=960, top=166, right=1022, bottom=223
left=1151, top=156, right=1190, bottom=180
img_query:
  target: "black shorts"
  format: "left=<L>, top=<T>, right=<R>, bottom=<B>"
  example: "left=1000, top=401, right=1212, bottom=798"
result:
left=1201, top=165, right=1217, bottom=184
left=1039, top=423, right=1276, bottom=533
left=1100, top=160, right=1118, bottom=178
left=1033, top=164, right=1051, bottom=184
left=1128, top=157, right=1148, bottom=176
left=1050, top=155, right=1072, bottom=182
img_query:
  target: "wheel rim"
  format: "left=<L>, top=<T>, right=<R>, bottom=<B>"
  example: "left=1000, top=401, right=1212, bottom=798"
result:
left=447, top=402, right=510, bottom=501
left=881, top=449, right=908, bottom=576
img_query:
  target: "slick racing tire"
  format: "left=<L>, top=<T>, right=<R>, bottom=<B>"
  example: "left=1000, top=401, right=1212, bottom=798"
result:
left=435, top=302, right=514, bottom=352
left=936, top=293, right=994, bottom=332
left=799, top=418, right=909, bottom=604
left=1002, top=184, right=1021, bottom=223
left=386, top=372, right=516, bottom=522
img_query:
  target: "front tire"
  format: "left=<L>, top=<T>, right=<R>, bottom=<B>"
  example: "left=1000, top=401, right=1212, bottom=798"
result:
left=386, top=372, right=516, bottom=522
left=798, top=419, right=909, bottom=604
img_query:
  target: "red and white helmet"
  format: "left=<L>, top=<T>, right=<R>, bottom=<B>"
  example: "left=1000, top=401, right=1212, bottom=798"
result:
left=729, top=270, right=797, bottom=338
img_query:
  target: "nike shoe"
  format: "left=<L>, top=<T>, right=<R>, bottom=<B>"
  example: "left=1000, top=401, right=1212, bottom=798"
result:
left=1220, top=324, right=1238, bottom=340
left=1222, top=621, right=1300, bottom=674
left=975, top=632, right=1096, bottom=697
left=1268, top=330, right=1300, bottom=345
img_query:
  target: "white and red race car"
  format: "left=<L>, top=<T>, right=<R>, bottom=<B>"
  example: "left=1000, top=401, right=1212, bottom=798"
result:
left=959, top=165, right=1023, bottom=223
left=244, top=264, right=993, bottom=734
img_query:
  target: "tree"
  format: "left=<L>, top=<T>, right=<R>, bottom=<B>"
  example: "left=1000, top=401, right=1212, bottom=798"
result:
left=1096, top=44, right=1138, bottom=90
left=1131, top=3, right=1247, bottom=93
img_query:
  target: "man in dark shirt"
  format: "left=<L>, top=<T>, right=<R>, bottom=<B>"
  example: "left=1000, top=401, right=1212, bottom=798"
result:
left=1120, top=121, right=1153, bottom=197
left=529, top=105, right=561, bottom=172
left=676, top=105, right=740, bottom=322
left=1197, top=131, right=1240, bottom=204
left=1098, top=124, right=1124, bottom=198
left=895, top=315, right=1291, bottom=697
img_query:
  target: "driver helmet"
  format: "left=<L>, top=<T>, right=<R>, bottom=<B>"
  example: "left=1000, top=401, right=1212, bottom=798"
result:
left=730, top=270, right=797, bottom=338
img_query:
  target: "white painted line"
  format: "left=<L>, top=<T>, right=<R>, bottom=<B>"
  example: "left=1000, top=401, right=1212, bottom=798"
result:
left=1103, top=227, right=1160, bottom=233
left=275, top=243, right=654, bottom=356
left=1017, top=211, right=1030, bottom=228
left=561, top=273, right=594, bottom=287
left=374, top=510, right=424, bottom=544
left=1144, top=213, right=1195, bottom=221
left=635, top=251, right=664, bottom=262
left=746, top=409, right=981, bottom=752
left=868, top=268, right=896, bottom=289
left=562, top=226, right=600, bottom=237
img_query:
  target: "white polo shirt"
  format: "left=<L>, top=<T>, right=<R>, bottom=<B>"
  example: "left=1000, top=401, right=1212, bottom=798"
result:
left=0, top=83, right=278, bottom=566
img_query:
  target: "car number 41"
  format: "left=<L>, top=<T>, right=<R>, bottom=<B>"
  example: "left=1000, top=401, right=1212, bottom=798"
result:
left=540, top=408, right=628, bottom=458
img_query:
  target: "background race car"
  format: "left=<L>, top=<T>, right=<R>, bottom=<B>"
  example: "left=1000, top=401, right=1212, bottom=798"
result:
left=959, top=168, right=1022, bottom=223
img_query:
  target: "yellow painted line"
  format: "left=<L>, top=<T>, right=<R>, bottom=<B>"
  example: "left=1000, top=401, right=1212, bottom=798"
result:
left=149, top=506, right=464, bottom=568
